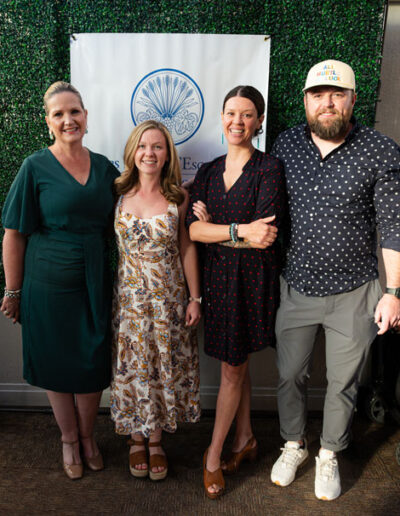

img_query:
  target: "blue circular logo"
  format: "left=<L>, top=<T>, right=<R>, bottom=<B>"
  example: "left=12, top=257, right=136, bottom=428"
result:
left=131, top=68, right=204, bottom=145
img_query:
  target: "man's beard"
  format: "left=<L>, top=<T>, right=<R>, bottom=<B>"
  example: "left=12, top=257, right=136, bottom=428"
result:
left=307, top=110, right=351, bottom=140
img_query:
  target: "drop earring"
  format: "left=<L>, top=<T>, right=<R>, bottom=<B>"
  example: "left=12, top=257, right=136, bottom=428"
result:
left=221, top=133, right=224, bottom=145
left=49, top=129, right=54, bottom=140
left=85, top=126, right=88, bottom=134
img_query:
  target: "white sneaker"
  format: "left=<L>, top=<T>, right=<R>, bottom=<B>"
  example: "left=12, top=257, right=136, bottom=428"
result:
left=271, top=440, right=309, bottom=487
left=315, top=449, right=341, bottom=501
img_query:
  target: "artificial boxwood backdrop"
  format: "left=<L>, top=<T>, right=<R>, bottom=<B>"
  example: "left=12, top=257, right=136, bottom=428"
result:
left=0, top=0, right=387, bottom=288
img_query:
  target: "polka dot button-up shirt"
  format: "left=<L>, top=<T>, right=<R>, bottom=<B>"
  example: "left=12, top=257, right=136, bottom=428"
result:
left=272, top=118, right=400, bottom=297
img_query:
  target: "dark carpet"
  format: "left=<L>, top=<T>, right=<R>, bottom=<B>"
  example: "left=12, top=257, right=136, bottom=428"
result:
left=0, top=411, right=399, bottom=515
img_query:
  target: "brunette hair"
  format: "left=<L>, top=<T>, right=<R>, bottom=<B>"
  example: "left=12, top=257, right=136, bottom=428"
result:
left=222, top=85, right=265, bottom=136
left=115, top=120, right=184, bottom=205
left=43, top=81, right=85, bottom=114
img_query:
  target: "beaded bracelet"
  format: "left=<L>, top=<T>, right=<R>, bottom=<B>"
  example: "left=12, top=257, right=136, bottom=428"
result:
left=233, top=223, right=238, bottom=242
left=4, top=288, right=22, bottom=299
left=229, top=223, right=238, bottom=243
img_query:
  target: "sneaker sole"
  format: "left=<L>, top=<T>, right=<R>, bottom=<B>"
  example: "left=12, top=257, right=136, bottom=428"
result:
left=271, top=453, right=309, bottom=487
left=315, top=489, right=341, bottom=501
left=316, top=494, right=340, bottom=501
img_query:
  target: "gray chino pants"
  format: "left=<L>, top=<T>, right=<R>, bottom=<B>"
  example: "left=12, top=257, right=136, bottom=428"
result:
left=275, top=277, right=381, bottom=452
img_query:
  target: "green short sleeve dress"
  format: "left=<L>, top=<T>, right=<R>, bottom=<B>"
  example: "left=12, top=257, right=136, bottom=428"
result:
left=2, top=148, right=119, bottom=393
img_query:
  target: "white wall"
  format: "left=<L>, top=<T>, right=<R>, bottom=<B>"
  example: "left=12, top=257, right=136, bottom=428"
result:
left=0, top=312, right=327, bottom=409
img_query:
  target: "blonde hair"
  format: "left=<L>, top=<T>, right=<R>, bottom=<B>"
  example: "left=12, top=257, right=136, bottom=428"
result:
left=43, top=81, right=84, bottom=114
left=115, top=121, right=184, bottom=205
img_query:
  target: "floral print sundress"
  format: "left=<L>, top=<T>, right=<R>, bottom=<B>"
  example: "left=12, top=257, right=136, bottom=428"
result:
left=110, top=198, right=201, bottom=436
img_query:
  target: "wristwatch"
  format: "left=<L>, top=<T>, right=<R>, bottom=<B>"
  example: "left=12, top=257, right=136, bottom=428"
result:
left=189, top=296, right=202, bottom=303
left=385, top=287, right=400, bottom=299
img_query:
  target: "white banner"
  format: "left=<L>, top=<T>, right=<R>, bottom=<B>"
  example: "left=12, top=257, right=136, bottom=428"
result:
left=70, top=33, right=270, bottom=181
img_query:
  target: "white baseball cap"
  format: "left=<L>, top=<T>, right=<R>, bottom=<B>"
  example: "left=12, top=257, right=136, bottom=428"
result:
left=303, top=59, right=356, bottom=93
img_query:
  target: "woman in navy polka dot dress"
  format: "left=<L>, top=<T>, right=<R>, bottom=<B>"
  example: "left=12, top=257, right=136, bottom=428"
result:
left=186, top=86, right=286, bottom=498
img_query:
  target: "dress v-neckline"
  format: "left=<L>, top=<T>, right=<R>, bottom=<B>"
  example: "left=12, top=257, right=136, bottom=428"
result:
left=47, top=148, right=92, bottom=187
left=223, top=170, right=245, bottom=194
left=221, top=149, right=256, bottom=194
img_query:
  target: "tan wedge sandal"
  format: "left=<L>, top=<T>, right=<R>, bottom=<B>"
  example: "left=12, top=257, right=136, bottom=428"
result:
left=148, top=441, right=168, bottom=481
left=128, top=438, right=148, bottom=478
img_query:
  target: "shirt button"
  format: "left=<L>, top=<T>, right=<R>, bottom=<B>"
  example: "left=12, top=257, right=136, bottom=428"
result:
left=319, top=162, right=323, bottom=167
left=223, top=194, right=227, bottom=199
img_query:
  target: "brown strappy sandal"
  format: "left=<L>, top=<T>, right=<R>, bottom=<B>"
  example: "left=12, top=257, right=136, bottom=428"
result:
left=148, top=441, right=168, bottom=481
left=128, top=438, right=148, bottom=478
left=203, top=448, right=225, bottom=499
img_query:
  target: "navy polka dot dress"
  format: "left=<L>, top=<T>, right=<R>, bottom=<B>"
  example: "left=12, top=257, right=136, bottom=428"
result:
left=186, top=149, right=286, bottom=366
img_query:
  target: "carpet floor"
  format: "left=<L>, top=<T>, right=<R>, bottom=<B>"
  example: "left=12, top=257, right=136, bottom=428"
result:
left=0, top=411, right=399, bottom=515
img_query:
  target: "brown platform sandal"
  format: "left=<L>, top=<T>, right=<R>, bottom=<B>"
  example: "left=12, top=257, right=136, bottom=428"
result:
left=80, top=435, right=104, bottom=471
left=222, top=436, right=258, bottom=475
left=203, top=448, right=225, bottom=499
left=62, top=439, right=83, bottom=480
left=128, top=438, right=148, bottom=478
left=148, top=441, right=168, bottom=481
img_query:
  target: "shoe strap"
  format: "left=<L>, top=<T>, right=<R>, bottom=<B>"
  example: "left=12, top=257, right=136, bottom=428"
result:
left=129, top=449, right=148, bottom=465
left=204, top=450, right=225, bottom=492
left=148, top=441, right=162, bottom=447
left=127, top=438, right=146, bottom=446
left=239, top=435, right=257, bottom=451
left=149, top=453, right=167, bottom=468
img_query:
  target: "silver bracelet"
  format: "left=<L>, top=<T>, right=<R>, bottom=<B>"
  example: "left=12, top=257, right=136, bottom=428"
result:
left=4, top=288, right=22, bottom=299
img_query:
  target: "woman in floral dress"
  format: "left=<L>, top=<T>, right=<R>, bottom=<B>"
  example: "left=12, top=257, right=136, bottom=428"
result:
left=110, top=120, right=201, bottom=481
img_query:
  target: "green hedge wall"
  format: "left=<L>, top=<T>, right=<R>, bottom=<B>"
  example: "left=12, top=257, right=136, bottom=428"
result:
left=0, top=0, right=387, bottom=288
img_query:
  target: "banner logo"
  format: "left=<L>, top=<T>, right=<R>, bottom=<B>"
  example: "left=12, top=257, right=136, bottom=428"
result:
left=131, top=68, right=204, bottom=145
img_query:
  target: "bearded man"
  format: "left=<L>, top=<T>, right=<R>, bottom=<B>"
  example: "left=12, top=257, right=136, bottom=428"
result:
left=270, top=60, right=400, bottom=501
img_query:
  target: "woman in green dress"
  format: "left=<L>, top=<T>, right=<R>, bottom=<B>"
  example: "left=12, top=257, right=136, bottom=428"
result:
left=1, top=82, right=119, bottom=480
